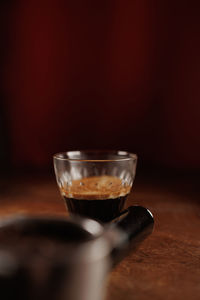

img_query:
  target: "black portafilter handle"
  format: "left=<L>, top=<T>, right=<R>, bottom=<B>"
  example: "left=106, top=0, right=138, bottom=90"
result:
left=110, top=206, right=154, bottom=265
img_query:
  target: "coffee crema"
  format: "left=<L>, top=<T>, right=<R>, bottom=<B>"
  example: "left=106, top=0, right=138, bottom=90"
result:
left=61, top=176, right=131, bottom=222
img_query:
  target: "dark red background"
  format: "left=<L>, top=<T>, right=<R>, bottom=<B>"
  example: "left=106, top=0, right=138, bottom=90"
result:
left=1, top=0, right=200, bottom=170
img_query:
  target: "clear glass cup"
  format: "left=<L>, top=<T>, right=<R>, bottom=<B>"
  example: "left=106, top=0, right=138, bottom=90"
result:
left=53, top=150, right=137, bottom=222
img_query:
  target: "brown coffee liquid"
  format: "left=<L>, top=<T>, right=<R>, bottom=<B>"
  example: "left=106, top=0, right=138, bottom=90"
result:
left=61, top=176, right=131, bottom=222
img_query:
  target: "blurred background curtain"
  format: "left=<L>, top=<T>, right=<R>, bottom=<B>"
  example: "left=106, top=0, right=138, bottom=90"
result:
left=0, top=0, right=200, bottom=171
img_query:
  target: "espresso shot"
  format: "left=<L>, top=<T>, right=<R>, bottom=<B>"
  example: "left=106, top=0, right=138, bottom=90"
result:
left=61, top=176, right=131, bottom=222
left=54, top=150, right=137, bottom=222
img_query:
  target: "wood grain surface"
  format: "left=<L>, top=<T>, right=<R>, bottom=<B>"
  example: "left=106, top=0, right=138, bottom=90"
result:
left=0, top=172, right=199, bottom=300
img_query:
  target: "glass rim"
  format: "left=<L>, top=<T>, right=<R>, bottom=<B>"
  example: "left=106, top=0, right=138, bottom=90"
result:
left=53, top=150, right=138, bottom=163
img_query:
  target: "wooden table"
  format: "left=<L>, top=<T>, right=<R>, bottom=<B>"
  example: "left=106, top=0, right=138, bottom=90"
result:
left=0, top=172, right=199, bottom=300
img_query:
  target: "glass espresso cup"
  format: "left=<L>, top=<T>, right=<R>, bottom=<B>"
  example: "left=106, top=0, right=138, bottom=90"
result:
left=53, top=151, right=137, bottom=222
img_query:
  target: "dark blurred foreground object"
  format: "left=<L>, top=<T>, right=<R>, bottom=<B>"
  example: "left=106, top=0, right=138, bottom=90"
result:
left=0, top=206, right=153, bottom=300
